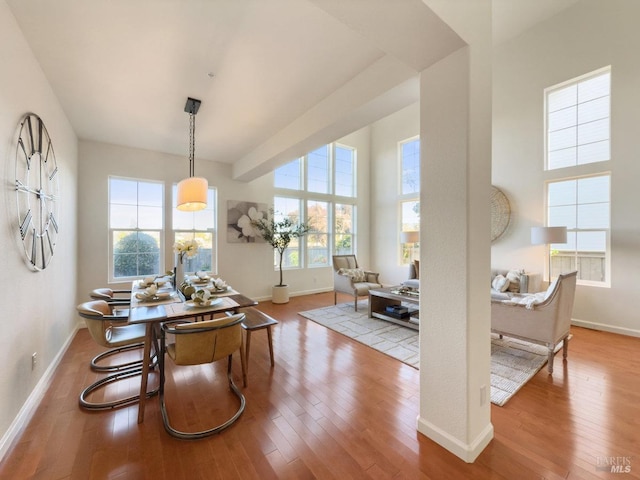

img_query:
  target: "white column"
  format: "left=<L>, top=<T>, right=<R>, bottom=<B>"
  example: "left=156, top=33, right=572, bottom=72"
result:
left=416, top=4, right=493, bottom=462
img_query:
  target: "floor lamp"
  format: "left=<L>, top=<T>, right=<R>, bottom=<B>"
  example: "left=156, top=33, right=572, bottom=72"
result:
left=401, top=231, right=419, bottom=263
left=531, top=226, right=567, bottom=284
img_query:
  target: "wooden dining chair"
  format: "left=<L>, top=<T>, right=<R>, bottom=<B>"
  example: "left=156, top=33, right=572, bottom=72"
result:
left=76, top=300, right=158, bottom=409
left=159, top=313, right=247, bottom=439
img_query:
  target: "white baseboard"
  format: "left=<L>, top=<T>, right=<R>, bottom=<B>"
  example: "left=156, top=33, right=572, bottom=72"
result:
left=253, top=287, right=334, bottom=303
left=416, top=416, right=494, bottom=463
left=0, top=322, right=82, bottom=463
left=571, top=319, right=640, bottom=338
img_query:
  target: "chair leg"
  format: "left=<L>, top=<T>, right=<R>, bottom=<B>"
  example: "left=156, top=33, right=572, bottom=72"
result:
left=354, top=297, right=358, bottom=312
left=79, top=367, right=159, bottom=410
left=547, top=347, right=555, bottom=374
left=334, top=291, right=337, bottom=305
left=90, top=342, right=146, bottom=372
left=562, top=336, right=569, bottom=359
left=240, top=340, right=247, bottom=388
left=159, top=354, right=246, bottom=440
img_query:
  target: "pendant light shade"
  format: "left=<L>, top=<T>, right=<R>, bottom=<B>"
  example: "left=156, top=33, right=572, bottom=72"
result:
left=177, top=97, right=208, bottom=212
left=176, top=177, right=208, bottom=211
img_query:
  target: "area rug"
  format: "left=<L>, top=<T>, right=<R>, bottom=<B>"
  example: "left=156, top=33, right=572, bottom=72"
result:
left=299, top=301, right=558, bottom=406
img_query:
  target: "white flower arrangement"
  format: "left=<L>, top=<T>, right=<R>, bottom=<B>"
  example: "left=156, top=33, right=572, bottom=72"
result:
left=173, top=238, right=200, bottom=262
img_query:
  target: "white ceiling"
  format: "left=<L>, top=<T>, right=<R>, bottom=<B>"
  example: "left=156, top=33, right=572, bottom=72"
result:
left=6, top=0, right=581, bottom=180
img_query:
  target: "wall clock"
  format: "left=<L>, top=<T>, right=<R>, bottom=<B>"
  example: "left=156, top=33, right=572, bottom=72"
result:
left=14, top=113, right=60, bottom=270
left=490, top=186, right=511, bottom=243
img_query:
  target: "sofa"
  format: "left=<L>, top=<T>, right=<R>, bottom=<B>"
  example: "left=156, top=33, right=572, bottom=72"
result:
left=491, top=271, right=577, bottom=374
left=402, top=264, right=531, bottom=298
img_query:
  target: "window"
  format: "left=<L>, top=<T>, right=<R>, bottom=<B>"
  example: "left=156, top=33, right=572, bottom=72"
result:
left=172, top=186, right=217, bottom=273
left=401, top=138, right=420, bottom=195
left=547, top=174, right=610, bottom=285
left=335, top=145, right=355, bottom=197
left=399, top=137, right=420, bottom=264
left=274, top=157, right=302, bottom=190
left=307, top=200, right=329, bottom=266
left=109, top=177, right=163, bottom=280
left=307, top=145, right=330, bottom=194
left=274, top=143, right=357, bottom=269
left=546, top=67, right=611, bottom=170
left=334, top=203, right=354, bottom=255
left=274, top=196, right=304, bottom=269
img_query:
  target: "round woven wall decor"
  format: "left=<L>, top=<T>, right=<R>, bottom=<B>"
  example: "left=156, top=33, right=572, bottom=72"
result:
left=491, top=186, right=511, bottom=242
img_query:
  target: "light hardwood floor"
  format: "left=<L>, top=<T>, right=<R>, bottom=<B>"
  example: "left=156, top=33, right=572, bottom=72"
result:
left=1, top=292, right=638, bottom=479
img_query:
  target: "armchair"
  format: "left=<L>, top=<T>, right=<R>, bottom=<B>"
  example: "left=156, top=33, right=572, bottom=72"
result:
left=491, top=271, right=577, bottom=374
left=332, top=255, right=382, bottom=311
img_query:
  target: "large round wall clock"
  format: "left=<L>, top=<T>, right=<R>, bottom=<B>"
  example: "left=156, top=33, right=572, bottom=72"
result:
left=14, top=113, right=60, bottom=271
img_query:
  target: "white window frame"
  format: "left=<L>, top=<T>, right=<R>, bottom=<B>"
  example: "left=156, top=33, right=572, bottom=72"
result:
left=544, top=66, right=611, bottom=170
left=108, top=176, right=164, bottom=282
left=399, top=136, right=420, bottom=265
left=545, top=173, right=611, bottom=287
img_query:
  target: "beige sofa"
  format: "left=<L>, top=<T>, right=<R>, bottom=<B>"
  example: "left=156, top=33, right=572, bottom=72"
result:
left=491, top=270, right=577, bottom=374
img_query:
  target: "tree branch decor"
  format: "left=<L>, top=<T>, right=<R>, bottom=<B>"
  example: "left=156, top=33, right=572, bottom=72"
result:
left=252, top=209, right=310, bottom=287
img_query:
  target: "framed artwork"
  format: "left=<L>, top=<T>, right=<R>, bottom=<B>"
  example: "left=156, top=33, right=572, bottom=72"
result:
left=227, top=200, right=268, bottom=243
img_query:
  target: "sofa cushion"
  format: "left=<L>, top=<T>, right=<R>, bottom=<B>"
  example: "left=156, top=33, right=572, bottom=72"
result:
left=492, top=274, right=510, bottom=292
left=505, top=270, right=521, bottom=292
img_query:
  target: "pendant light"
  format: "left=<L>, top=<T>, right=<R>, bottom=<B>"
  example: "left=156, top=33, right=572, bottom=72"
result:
left=176, top=97, right=208, bottom=211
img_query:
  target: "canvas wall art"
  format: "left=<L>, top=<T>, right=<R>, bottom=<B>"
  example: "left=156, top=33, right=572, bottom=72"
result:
left=227, top=200, right=268, bottom=243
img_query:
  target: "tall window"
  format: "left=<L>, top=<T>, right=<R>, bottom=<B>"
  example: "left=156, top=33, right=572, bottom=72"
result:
left=274, top=143, right=357, bottom=269
left=546, top=67, right=611, bottom=170
left=109, top=177, right=163, bottom=280
left=307, top=200, right=329, bottom=266
left=334, top=203, right=354, bottom=255
left=399, top=137, right=420, bottom=264
left=307, top=145, right=330, bottom=194
left=172, top=186, right=217, bottom=273
left=547, top=174, right=610, bottom=285
left=274, top=196, right=304, bottom=269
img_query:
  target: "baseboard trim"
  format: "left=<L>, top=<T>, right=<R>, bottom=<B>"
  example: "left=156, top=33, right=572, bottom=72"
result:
left=416, top=416, right=494, bottom=463
left=0, top=322, right=81, bottom=463
left=572, top=319, right=640, bottom=338
left=253, top=287, right=334, bottom=303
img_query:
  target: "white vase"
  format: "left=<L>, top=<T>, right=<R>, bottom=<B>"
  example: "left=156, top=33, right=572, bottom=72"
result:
left=175, top=256, right=185, bottom=290
left=272, top=285, right=289, bottom=304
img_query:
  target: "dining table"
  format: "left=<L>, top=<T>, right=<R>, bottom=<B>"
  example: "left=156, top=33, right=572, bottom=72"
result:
left=127, top=277, right=257, bottom=423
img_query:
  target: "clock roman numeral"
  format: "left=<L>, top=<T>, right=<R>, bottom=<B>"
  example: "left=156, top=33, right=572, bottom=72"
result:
left=38, top=117, right=43, bottom=155
left=49, top=166, right=58, bottom=181
left=46, top=230, right=54, bottom=257
left=41, top=236, right=46, bottom=270
left=27, top=116, right=35, bottom=155
left=49, top=213, right=59, bottom=233
left=20, top=210, right=32, bottom=240
left=18, top=138, right=31, bottom=170
left=31, top=228, right=37, bottom=266
left=45, top=140, right=53, bottom=164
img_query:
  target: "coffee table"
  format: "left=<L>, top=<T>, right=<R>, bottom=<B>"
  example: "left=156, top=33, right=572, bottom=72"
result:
left=368, top=286, right=419, bottom=330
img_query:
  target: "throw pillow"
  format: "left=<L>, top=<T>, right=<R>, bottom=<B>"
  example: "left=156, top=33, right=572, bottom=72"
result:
left=505, top=270, right=521, bottom=292
left=413, top=260, right=420, bottom=279
left=491, top=274, right=510, bottom=292
left=338, top=268, right=366, bottom=282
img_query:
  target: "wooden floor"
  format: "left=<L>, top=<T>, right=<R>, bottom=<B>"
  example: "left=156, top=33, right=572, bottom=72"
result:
left=1, top=291, right=639, bottom=479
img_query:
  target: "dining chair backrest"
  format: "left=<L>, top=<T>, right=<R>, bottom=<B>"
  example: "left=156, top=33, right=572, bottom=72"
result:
left=77, top=300, right=118, bottom=348
left=166, top=313, right=245, bottom=366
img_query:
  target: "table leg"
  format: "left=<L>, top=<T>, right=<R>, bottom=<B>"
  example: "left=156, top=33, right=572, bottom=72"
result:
left=137, top=323, right=153, bottom=424
left=244, top=331, right=252, bottom=376
left=266, top=326, right=275, bottom=367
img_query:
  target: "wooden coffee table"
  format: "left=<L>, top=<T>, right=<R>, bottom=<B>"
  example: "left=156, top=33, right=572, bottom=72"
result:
left=368, top=286, right=419, bottom=330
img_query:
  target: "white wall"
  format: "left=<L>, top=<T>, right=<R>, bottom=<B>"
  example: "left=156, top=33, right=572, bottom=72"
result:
left=492, top=0, right=640, bottom=336
left=0, top=1, right=78, bottom=455
left=370, top=103, right=420, bottom=285
left=77, top=127, right=372, bottom=303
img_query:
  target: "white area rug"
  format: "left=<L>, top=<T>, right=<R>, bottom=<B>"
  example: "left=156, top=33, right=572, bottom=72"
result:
left=299, top=301, right=558, bottom=406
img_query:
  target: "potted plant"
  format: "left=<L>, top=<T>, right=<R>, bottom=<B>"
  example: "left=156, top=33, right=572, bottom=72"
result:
left=252, top=210, right=310, bottom=303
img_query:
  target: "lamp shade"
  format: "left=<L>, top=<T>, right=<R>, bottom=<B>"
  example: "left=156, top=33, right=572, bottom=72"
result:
left=176, top=176, right=208, bottom=211
left=531, top=226, right=567, bottom=245
left=401, top=231, right=420, bottom=244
